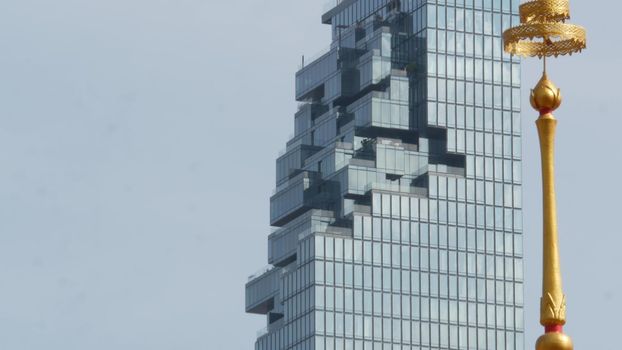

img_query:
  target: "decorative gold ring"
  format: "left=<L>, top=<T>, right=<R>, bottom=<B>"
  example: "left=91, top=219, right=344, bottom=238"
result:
left=519, top=0, right=570, bottom=23
left=503, top=22, right=586, bottom=57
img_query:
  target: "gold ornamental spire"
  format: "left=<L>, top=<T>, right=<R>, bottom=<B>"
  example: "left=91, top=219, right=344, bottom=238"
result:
left=503, top=1, right=586, bottom=350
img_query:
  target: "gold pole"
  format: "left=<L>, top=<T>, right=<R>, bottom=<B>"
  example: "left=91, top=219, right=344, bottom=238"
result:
left=502, top=1, right=586, bottom=349
left=531, top=74, right=572, bottom=350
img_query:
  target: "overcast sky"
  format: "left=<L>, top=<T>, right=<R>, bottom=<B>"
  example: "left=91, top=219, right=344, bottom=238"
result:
left=0, top=0, right=621, bottom=349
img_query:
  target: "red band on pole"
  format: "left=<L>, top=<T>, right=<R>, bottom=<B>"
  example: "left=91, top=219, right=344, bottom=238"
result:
left=545, top=325, right=563, bottom=333
left=540, top=108, right=553, bottom=115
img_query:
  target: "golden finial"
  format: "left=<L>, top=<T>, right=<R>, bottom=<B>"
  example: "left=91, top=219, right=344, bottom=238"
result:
left=503, top=1, right=586, bottom=350
left=530, top=73, right=562, bottom=112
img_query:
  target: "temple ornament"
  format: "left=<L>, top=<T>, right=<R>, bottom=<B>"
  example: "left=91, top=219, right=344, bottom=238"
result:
left=503, top=1, right=587, bottom=350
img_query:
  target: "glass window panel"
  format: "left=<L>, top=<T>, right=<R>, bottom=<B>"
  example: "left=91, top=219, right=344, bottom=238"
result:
left=428, top=4, right=437, bottom=28
left=438, top=6, right=446, bottom=29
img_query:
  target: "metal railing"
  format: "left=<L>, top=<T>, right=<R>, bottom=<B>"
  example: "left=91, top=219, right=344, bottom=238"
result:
left=365, top=182, right=428, bottom=196
left=247, top=265, right=275, bottom=282
left=299, top=44, right=333, bottom=70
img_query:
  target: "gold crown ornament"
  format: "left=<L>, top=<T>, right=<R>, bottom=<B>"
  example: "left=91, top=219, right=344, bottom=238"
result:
left=503, top=1, right=586, bottom=350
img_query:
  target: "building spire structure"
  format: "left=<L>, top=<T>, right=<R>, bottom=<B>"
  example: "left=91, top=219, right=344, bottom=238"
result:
left=503, top=1, right=586, bottom=350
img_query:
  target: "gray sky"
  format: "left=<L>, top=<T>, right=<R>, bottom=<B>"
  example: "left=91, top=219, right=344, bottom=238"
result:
left=0, top=0, right=620, bottom=349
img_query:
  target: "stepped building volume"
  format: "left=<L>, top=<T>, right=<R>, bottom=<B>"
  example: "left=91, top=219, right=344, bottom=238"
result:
left=246, top=0, right=524, bottom=349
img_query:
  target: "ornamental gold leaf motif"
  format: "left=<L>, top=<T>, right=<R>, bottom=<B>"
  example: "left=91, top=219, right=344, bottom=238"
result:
left=541, top=292, right=567, bottom=326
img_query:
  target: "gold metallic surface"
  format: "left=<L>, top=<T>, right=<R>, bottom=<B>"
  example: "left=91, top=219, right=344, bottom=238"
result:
left=519, top=0, right=569, bottom=23
left=536, top=332, right=574, bottom=350
left=531, top=73, right=562, bottom=112
left=503, top=0, right=586, bottom=58
left=504, top=1, right=587, bottom=348
left=536, top=110, right=567, bottom=327
left=504, top=22, right=586, bottom=58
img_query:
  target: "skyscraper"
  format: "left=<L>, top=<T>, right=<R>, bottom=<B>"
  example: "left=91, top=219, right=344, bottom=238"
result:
left=245, top=0, right=523, bottom=349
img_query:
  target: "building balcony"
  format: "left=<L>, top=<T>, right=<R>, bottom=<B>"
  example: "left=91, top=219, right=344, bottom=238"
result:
left=276, top=144, right=323, bottom=186
left=245, top=266, right=280, bottom=315
left=269, top=171, right=322, bottom=226
left=351, top=91, right=410, bottom=131
left=268, top=210, right=335, bottom=266
left=295, top=49, right=338, bottom=101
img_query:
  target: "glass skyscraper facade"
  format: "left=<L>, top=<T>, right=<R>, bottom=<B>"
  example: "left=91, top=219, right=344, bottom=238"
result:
left=246, top=0, right=523, bottom=349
